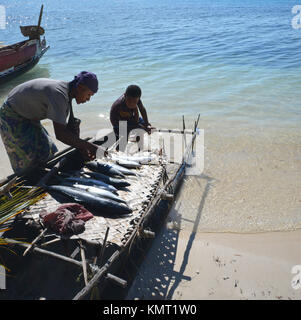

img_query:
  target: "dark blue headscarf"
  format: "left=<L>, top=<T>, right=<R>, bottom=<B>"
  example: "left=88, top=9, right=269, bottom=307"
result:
left=69, top=71, right=99, bottom=93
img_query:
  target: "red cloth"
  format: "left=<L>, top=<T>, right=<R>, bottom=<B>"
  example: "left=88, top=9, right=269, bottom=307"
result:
left=40, top=203, right=93, bottom=236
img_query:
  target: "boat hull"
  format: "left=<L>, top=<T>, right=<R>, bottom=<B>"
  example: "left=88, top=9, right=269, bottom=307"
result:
left=0, top=39, right=49, bottom=84
left=0, top=41, right=37, bottom=72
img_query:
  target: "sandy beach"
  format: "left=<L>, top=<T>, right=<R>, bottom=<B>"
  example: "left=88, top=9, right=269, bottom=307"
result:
left=126, top=227, right=301, bottom=300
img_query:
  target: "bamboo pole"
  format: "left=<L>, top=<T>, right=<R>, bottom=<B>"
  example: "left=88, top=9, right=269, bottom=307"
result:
left=37, top=157, right=67, bottom=187
left=7, top=239, right=83, bottom=268
left=195, top=113, right=200, bottom=129
left=106, top=273, right=127, bottom=288
left=73, top=250, right=120, bottom=300
left=70, top=246, right=80, bottom=259
left=40, top=238, right=60, bottom=247
left=182, top=115, right=187, bottom=148
left=79, top=240, right=88, bottom=286
left=153, top=128, right=194, bottom=135
left=23, top=228, right=48, bottom=256
left=45, top=137, right=93, bottom=168
left=97, top=227, right=110, bottom=266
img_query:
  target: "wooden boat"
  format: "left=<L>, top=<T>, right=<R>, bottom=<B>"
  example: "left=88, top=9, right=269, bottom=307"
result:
left=0, top=5, right=49, bottom=84
left=0, top=116, right=200, bottom=300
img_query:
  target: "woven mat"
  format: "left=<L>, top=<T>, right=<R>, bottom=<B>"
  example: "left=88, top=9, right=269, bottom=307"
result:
left=24, top=155, right=166, bottom=247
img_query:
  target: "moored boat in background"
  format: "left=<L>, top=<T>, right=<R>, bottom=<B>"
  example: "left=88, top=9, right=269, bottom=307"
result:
left=0, top=5, right=49, bottom=84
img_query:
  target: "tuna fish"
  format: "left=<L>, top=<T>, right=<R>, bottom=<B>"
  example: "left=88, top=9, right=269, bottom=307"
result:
left=85, top=161, right=126, bottom=178
left=60, top=180, right=127, bottom=203
left=106, top=162, right=137, bottom=176
left=64, top=176, right=117, bottom=193
left=81, top=171, right=131, bottom=188
left=111, top=157, right=141, bottom=169
left=112, top=153, right=155, bottom=164
left=47, top=185, right=132, bottom=215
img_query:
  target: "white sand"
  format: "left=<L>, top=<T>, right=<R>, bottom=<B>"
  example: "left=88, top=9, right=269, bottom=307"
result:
left=126, top=227, right=301, bottom=300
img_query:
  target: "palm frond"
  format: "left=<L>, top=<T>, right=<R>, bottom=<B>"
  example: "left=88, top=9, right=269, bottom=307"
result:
left=0, top=181, right=47, bottom=271
left=0, top=184, right=46, bottom=233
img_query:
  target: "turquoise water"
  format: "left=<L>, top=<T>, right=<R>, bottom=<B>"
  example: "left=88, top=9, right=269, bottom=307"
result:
left=0, top=0, right=301, bottom=128
left=0, top=0, right=301, bottom=232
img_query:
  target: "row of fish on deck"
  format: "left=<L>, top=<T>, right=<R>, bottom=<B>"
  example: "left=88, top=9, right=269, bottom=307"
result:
left=45, top=151, right=159, bottom=216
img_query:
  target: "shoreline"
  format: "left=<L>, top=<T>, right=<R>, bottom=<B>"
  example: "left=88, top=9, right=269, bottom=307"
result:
left=126, top=228, right=301, bottom=300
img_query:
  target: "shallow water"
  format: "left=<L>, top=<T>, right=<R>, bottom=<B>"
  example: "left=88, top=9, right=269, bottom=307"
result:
left=0, top=0, right=300, bottom=232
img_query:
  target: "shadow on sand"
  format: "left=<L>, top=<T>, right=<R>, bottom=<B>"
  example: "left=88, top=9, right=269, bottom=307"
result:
left=125, top=174, right=214, bottom=300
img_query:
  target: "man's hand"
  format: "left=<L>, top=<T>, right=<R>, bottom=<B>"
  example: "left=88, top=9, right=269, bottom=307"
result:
left=144, top=123, right=155, bottom=135
left=54, top=122, right=101, bottom=161
left=95, top=146, right=108, bottom=158
left=79, top=141, right=98, bottom=161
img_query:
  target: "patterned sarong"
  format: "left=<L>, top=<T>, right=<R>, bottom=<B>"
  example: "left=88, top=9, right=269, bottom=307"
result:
left=0, top=102, right=58, bottom=174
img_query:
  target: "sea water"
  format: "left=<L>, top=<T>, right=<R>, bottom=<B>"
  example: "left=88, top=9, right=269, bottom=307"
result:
left=0, top=0, right=300, bottom=232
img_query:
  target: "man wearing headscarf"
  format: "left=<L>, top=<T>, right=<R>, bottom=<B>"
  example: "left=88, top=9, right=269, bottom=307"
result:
left=0, top=71, right=101, bottom=174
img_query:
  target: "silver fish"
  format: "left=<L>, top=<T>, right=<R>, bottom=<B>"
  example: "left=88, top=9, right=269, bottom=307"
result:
left=113, top=154, right=154, bottom=164
left=60, top=181, right=126, bottom=203
left=111, top=156, right=141, bottom=169
left=86, top=161, right=126, bottom=178
left=64, top=176, right=117, bottom=193
left=47, top=185, right=132, bottom=215
left=91, top=160, right=137, bottom=176
left=106, top=162, right=138, bottom=176
left=81, top=171, right=131, bottom=188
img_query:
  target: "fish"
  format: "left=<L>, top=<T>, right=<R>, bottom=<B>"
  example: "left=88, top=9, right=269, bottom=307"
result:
left=60, top=181, right=127, bottom=203
left=47, top=185, right=132, bottom=215
left=85, top=161, right=126, bottom=178
left=110, top=156, right=141, bottom=169
left=63, top=176, right=117, bottom=193
left=106, top=162, right=137, bottom=176
left=81, top=171, right=131, bottom=188
left=112, top=153, right=155, bottom=164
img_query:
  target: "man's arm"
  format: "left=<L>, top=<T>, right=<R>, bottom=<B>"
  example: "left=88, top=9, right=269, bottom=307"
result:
left=137, top=100, right=150, bottom=126
left=110, top=101, right=122, bottom=127
left=53, top=121, right=98, bottom=160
